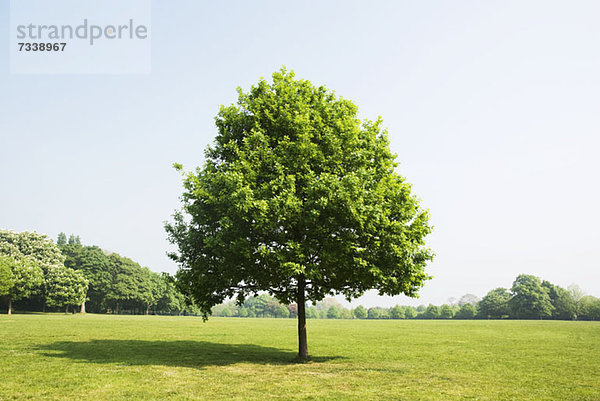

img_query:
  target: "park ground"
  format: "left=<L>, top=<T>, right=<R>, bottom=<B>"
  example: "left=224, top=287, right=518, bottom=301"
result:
left=0, top=314, right=598, bottom=400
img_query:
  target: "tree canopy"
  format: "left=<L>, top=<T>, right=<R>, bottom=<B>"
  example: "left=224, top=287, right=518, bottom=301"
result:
left=166, top=68, right=434, bottom=358
left=509, top=274, right=553, bottom=319
left=478, top=288, right=511, bottom=319
left=0, top=256, right=15, bottom=296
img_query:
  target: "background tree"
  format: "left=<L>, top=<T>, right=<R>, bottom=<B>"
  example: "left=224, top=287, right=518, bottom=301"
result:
left=156, top=273, right=186, bottom=315
left=4, top=257, right=43, bottom=314
left=68, top=235, right=81, bottom=246
left=71, top=246, right=112, bottom=312
left=509, top=274, right=553, bottom=319
left=542, top=281, right=577, bottom=320
left=567, top=284, right=586, bottom=318
left=578, top=296, right=600, bottom=321
left=0, top=256, right=15, bottom=296
left=0, top=230, right=60, bottom=314
left=265, top=299, right=287, bottom=318
left=458, top=294, right=481, bottom=306
left=56, top=233, right=67, bottom=247
left=389, top=305, right=405, bottom=319
left=454, top=303, right=476, bottom=319
left=478, top=288, right=511, bottom=319
left=422, top=304, right=441, bottom=319
left=44, top=266, right=88, bottom=313
left=439, top=304, right=455, bottom=319
left=367, top=307, right=382, bottom=319
left=305, top=306, right=318, bottom=319
left=106, top=254, right=142, bottom=313
left=0, top=230, right=65, bottom=274
left=404, top=306, right=417, bottom=319
left=353, top=305, right=367, bottom=319
left=243, top=294, right=272, bottom=317
left=138, top=267, right=164, bottom=315
left=166, top=68, right=433, bottom=359
left=287, top=303, right=298, bottom=318
left=327, top=305, right=342, bottom=319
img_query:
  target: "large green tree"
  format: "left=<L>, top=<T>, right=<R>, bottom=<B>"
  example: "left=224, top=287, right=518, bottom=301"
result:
left=0, top=256, right=15, bottom=296
left=2, top=256, right=43, bottom=314
left=478, top=288, right=511, bottom=319
left=44, top=266, right=88, bottom=313
left=0, top=230, right=65, bottom=274
left=542, top=280, right=577, bottom=320
left=66, top=245, right=113, bottom=313
left=156, top=273, right=186, bottom=315
left=106, top=254, right=144, bottom=313
left=455, top=303, right=476, bottom=319
left=0, top=230, right=63, bottom=313
left=509, top=274, right=554, bottom=319
left=166, top=69, right=433, bottom=359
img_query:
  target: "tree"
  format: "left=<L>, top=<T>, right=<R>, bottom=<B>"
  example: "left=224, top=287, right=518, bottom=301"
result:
left=68, top=235, right=81, bottom=246
left=389, top=305, right=405, bottom=319
left=422, top=304, right=440, bottom=319
left=70, top=246, right=112, bottom=313
left=439, top=304, right=455, bottom=319
left=367, top=307, right=382, bottom=319
left=567, top=284, right=586, bottom=317
left=458, top=294, right=481, bottom=306
left=454, top=303, right=476, bottom=319
left=0, top=256, right=15, bottom=296
left=156, top=273, right=185, bottom=315
left=0, top=230, right=65, bottom=273
left=287, top=303, right=298, bottom=318
left=44, top=266, right=88, bottom=313
left=265, top=299, right=285, bottom=317
left=327, top=305, right=342, bottom=319
left=166, top=68, right=433, bottom=359
left=243, top=294, right=272, bottom=317
left=509, top=274, right=553, bottom=319
left=1, top=230, right=61, bottom=314
left=579, top=296, right=600, bottom=321
left=106, top=254, right=143, bottom=313
left=478, top=288, right=511, bottom=319
left=315, top=298, right=343, bottom=313
left=542, top=281, right=576, bottom=320
left=56, top=233, right=67, bottom=247
left=305, top=306, right=318, bottom=319
left=138, top=267, right=163, bottom=315
left=3, top=257, right=43, bottom=314
left=404, top=306, right=417, bottom=319
left=353, top=305, right=367, bottom=319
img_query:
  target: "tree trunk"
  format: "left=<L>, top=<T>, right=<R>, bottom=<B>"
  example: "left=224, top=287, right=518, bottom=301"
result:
left=145, top=305, right=149, bottom=315
left=80, top=302, right=86, bottom=314
left=7, top=297, right=12, bottom=315
left=65, top=305, right=69, bottom=314
left=116, top=302, right=119, bottom=314
left=296, top=275, right=308, bottom=360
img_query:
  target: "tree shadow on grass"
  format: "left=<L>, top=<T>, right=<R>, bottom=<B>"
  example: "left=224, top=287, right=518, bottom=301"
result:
left=37, top=340, right=341, bottom=369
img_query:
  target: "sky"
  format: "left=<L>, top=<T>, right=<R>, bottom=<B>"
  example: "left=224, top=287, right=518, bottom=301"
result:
left=1, top=1, right=599, bottom=307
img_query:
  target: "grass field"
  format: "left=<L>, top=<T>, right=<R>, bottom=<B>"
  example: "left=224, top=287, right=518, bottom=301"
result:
left=0, top=314, right=598, bottom=400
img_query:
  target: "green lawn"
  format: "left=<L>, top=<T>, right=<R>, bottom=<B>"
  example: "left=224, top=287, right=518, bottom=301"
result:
left=0, top=314, right=598, bottom=400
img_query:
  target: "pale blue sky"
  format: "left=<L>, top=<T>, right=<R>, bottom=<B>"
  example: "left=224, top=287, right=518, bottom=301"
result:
left=1, top=1, right=599, bottom=307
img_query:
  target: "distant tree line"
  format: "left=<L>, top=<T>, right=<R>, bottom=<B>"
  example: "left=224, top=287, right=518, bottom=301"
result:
left=0, top=230, right=196, bottom=315
left=211, top=275, right=600, bottom=321
left=2, top=229, right=598, bottom=320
